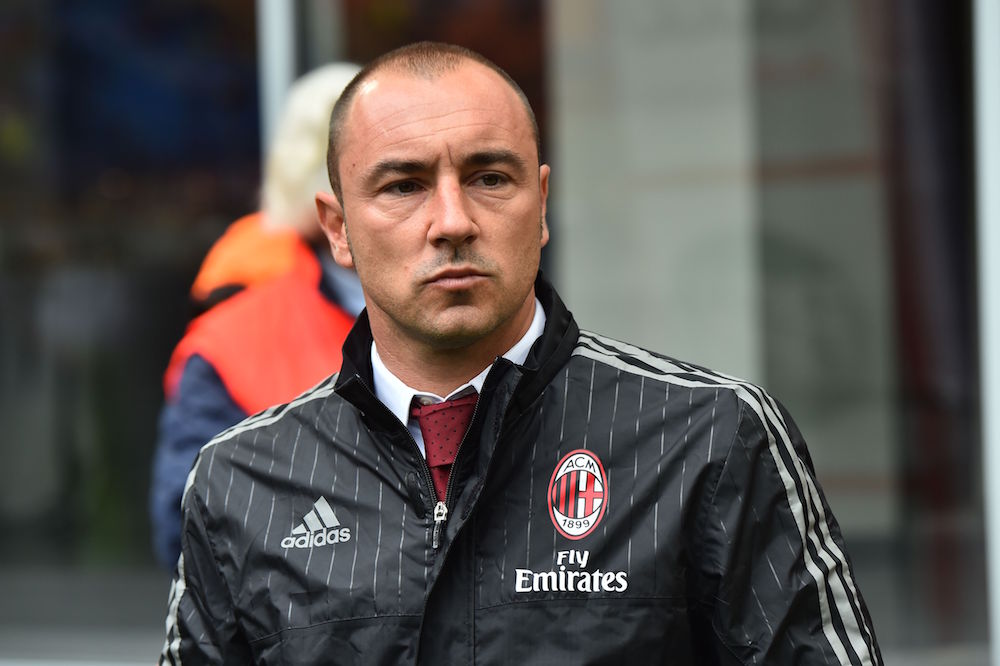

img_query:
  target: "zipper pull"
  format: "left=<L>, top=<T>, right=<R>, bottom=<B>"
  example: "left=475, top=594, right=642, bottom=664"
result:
left=432, top=501, right=448, bottom=550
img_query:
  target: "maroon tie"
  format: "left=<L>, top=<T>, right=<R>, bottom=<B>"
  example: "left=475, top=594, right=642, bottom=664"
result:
left=410, top=393, right=478, bottom=502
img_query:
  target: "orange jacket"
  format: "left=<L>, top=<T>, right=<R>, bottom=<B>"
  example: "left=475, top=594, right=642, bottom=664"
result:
left=164, top=249, right=354, bottom=415
left=190, top=212, right=315, bottom=310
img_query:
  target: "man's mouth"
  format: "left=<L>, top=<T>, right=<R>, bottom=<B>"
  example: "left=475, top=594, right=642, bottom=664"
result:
left=424, top=267, right=488, bottom=289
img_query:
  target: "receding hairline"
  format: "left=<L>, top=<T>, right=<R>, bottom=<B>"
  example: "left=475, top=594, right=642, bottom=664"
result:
left=326, top=41, right=541, bottom=202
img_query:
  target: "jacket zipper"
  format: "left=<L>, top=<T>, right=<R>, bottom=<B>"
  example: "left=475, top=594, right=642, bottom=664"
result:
left=431, top=501, right=448, bottom=550
left=432, top=393, right=486, bottom=550
left=406, top=434, right=443, bottom=548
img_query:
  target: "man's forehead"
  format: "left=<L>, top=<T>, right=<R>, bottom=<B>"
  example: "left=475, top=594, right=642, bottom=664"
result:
left=340, top=65, right=533, bottom=159
left=349, top=63, right=524, bottom=130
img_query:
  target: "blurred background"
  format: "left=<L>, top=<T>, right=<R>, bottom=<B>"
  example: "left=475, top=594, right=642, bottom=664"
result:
left=0, top=0, right=987, bottom=663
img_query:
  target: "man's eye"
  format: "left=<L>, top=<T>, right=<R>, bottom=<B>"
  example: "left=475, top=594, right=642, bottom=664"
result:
left=387, top=181, right=419, bottom=195
left=479, top=173, right=504, bottom=187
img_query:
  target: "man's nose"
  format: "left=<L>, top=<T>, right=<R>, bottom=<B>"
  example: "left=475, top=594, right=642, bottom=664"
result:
left=428, top=179, right=478, bottom=246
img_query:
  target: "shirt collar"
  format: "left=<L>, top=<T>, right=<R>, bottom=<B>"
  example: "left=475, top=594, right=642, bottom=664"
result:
left=371, top=298, right=546, bottom=428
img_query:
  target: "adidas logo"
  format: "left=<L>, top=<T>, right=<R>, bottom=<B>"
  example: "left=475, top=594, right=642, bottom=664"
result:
left=280, top=497, right=352, bottom=549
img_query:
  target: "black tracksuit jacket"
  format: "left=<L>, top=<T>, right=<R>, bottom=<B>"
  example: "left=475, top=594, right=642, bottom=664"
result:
left=160, top=277, right=881, bottom=665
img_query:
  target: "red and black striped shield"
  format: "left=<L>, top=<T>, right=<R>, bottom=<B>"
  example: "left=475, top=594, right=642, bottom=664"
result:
left=547, top=449, right=608, bottom=540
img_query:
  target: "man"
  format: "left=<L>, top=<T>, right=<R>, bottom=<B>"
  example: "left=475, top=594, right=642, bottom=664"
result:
left=150, top=63, right=363, bottom=569
left=160, top=42, right=881, bottom=664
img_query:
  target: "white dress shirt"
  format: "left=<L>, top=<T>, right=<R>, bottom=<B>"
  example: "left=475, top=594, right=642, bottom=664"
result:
left=371, top=298, right=546, bottom=456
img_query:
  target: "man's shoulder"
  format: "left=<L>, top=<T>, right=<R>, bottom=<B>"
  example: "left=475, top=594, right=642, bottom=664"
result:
left=185, top=376, right=347, bottom=486
left=570, top=329, right=804, bottom=462
left=571, top=329, right=773, bottom=418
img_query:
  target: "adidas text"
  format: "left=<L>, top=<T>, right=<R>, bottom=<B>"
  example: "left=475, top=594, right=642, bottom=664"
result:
left=281, top=526, right=352, bottom=549
left=282, top=497, right=350, bottom=549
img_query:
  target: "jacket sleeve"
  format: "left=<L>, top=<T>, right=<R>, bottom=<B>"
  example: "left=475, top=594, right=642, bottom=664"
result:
left=150, top=354, right=247, bottom=569
left=159, top=481, right=252, bottom=665
left=694, top=396, right=882, bottom=665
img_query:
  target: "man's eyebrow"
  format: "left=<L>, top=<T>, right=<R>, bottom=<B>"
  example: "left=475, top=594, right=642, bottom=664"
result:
left=462, top=149, right=528, bottom=172
left=363, top=159, right=430, bottom=188
left=363, top=150, right=528, bottom=188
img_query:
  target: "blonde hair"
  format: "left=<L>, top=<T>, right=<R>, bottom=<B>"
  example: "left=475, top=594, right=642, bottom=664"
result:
left=262, top=62, right=361, bottom=236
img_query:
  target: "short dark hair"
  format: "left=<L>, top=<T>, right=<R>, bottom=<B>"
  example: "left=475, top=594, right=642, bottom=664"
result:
left=326, top=41, right=541, bottom=203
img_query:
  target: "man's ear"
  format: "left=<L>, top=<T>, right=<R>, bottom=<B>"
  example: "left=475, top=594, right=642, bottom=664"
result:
left=539, top=164, right=551, bottom=248
left=315, top=191, right=355, bottom=269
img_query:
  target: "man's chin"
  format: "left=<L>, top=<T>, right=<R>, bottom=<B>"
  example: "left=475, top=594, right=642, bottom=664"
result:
left=419, top=326, right=489, bottom=351
left=415, top=312, right=498, bottom=351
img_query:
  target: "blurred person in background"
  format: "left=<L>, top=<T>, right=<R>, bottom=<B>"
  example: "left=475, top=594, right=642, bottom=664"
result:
left=159, top=43, right=881, bottom=663
left=149, top=62, right=364, bottom=570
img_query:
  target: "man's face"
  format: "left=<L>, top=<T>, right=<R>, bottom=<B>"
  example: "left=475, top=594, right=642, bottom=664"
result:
left=318, top=61, right=550, bottom=355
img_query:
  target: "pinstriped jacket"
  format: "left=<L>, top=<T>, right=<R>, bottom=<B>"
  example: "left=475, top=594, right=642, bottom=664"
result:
left=160, top=277, right=881, bottom=665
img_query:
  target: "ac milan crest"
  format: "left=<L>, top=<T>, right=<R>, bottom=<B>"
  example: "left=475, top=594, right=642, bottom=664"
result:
left=547, top=449, right=608, bottom=540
